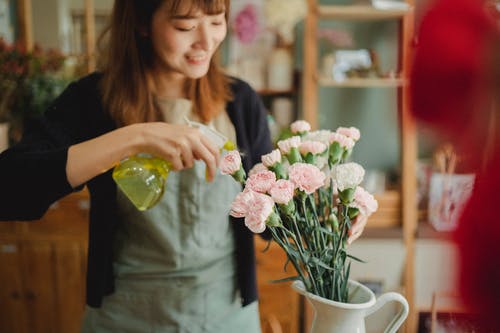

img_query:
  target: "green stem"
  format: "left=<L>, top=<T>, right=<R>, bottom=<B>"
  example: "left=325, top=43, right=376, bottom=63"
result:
left=269, top=227, right=306, bottom=280
left=287, top=214, right=320, bottom=295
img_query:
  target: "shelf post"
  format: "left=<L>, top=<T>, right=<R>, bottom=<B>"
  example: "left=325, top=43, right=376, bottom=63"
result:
left=16, top=0, right=33, bottom=52
left=302, top=0, right=319, bottom=129
left=84, top=0, right=96, bottom=72
left=400, top=1, right=417, bottom=332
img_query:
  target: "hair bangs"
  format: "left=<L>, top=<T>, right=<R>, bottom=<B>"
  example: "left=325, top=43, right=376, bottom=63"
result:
left=165, top=0, right=227, bottom=17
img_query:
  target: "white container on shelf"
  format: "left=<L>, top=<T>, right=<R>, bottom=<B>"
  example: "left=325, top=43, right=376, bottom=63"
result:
left=272, top=97, right=294, bottom=129
left=428, top=172, right=475, bottom=231
left=239, top=58, right=265, bottom=91
left=267, top=47, right=293, bottom=91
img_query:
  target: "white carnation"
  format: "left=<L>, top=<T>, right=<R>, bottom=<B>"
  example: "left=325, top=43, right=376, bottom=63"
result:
left=331, top=162, right=365, bottom=191
left=264, top=0, right=307, bottom=43
left=277, top=136, right=301, bottom=154
left=303, top=130, right=333, bottom=145
left=262, top=149, right=282, bottom=167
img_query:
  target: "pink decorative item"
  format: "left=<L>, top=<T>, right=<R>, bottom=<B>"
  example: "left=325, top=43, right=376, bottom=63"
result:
left=233, top=4, right=260, bottom=44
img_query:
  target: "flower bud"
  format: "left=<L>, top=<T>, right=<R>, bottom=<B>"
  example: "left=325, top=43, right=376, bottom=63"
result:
left=338, top=188, right=355, bottom=204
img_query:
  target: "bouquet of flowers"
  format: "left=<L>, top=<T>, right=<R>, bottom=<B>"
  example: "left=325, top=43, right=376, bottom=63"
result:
left=220, top=120, right=378, bottom=302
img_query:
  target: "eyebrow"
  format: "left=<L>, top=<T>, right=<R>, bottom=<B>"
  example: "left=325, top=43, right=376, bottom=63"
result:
left=171, top=11, right=225, bottom=20
left=171, top=14, right=199, bottom=19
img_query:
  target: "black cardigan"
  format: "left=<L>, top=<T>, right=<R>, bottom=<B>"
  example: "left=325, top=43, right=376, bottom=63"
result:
left=0, top=72, right=272, bottom=307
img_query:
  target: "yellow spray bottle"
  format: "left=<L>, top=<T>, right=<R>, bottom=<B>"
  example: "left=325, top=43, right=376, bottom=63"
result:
left=112, top=119, right=234, bottom=211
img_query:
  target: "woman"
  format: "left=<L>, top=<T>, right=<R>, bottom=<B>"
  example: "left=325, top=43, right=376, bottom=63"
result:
left=0, top=0, right=271, bottom=331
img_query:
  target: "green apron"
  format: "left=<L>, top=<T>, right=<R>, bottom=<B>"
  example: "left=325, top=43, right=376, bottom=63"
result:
left=81, top=101, right=261, bottom=333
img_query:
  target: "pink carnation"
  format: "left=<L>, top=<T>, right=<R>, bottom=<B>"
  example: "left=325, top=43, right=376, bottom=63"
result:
left=246, top=170, right=276, bottom=193
left=220, top=150, right=242, bottom=175
left=290, top=120, right=311, bottom=133
left=245, top=192, right=275, bottom=233
left=277, top=136, right=301, bottom=154
left=262, top=149, right=282, bottom=167
left=269, top=179, right=296, bottom=204
left=336, top=126, right=361, bottom=141
left=329, top=132, right=355, bottom=149
left=299, top=141, right=327, bottom=155
left=248, top=163, right=268, bottom=176
left=230, top=189, right=254, bottom=218
left=351, top=186, right=378, bottom=216
left=288, top=163, right=326, bottom=194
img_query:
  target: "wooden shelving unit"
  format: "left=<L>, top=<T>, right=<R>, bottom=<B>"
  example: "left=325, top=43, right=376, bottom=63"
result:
left=0, top=191, right=89, bottom=333
left=317, top=4, right=410, bottom=20
left=317, top=76, right=406, bottom=87
left=257, top=88, right=296, bottom=96
left=302, top=0, right=418, bottom=331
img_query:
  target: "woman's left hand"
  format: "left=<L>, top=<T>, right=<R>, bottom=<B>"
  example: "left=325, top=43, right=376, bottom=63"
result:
left=347, top=214, right=368, bottom=244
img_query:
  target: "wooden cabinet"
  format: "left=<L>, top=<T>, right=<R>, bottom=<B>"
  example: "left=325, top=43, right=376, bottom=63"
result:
left=0, top=190, right=89, bottom=333
left=301, top=0, right=417, bottom=331
left=255, top=236, right=302, bottom=333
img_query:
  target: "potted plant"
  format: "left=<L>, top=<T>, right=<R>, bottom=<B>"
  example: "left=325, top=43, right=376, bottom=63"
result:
left=0, top=38, right=72, bottom=146
left=220, top=120, right=409, bottom=332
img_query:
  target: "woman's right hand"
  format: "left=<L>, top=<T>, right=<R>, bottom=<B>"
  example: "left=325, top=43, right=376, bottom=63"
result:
left=66, top=122, right=220, bottom=188
left=131, top=122, right=220, bottom=179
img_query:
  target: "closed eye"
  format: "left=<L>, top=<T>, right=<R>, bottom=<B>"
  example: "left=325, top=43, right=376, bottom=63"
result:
left=175, top=25, right=195, bottom=31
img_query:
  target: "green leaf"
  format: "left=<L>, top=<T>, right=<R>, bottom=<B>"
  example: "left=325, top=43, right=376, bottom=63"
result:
left=261, top=239, right=272, bottom=253
left=269, top=276, right=300, bottom=284
left=347, top=254, right=366, bottom=263
left=283, top=258, right=292, bottom=272
left=309, top=257, right=335, bottom=270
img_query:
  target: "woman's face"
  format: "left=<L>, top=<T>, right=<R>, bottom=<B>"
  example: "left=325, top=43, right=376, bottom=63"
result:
left=150, top=2, right=227, bottom=81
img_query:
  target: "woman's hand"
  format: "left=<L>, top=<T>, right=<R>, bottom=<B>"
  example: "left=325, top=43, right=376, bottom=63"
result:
left=66, top=122, right=220, bottom=188
left=347, top=214, right=368, bottom=244
left=133, top=122, right=220, bottom=180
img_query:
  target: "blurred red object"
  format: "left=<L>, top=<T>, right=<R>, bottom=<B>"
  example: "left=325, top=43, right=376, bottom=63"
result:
left=411, top=0, right=498, bottom=139
left=411, top=0, right=500, bottom=331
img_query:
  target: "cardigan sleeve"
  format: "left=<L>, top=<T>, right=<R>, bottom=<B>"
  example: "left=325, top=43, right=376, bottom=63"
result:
left=226, top=77, right=273, bottom=170
left=0, top=74, right=101, bottom=221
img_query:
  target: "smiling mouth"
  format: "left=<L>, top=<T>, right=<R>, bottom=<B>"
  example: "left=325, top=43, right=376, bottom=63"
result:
left=186, top=55, right=208, bottom=63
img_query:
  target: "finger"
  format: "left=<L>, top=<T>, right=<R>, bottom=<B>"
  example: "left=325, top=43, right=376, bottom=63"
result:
left=347, top=229, right=362, bottom=245
left=178, top=140, right=195, bottom=169
left=199, top=134, right=221, bottom=167
left=349, top=214, right=367, bottom=235
left=347, top=215, right=368, bottom=244
left=165, top=146, right=184, bottom=171
left=193, top=143, right=218, bottom=182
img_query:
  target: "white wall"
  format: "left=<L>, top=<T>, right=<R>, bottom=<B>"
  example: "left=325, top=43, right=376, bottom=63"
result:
left=346, top=238, right=461, bottom=331
left=415, top=239, right=461, bottom=312
left=32, top=0, right=60, bottom=50
left=348, top=239, right=406, bottom=332
left=32, top=0, right=114, bottom=53
left=0, top=0, right=14, bottom=42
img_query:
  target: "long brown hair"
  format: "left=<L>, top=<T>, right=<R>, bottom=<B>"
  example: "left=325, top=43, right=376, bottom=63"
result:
left=99, top=0, right=232, bottom=126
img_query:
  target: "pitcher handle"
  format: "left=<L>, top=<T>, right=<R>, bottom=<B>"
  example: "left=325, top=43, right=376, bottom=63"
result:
left=365, top=292, right=409, bottom=333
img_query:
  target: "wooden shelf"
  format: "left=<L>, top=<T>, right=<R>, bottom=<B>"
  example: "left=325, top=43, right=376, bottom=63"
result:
left=363, top=226, right=403, bottom=239
left=416, top=222, right=454, bottom=241
left=257, top=88, right=295, bottom=96
left=317, top=4, right=411, bottom=21
left=318, top=76, right=406, bottom=88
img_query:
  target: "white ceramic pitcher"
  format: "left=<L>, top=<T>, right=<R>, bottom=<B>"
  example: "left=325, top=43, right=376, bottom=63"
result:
left=292, top=280, right=409, bottom=333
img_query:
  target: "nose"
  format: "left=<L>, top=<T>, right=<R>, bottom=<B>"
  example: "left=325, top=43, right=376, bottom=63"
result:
left=193, top=24, right=212, bottom=51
